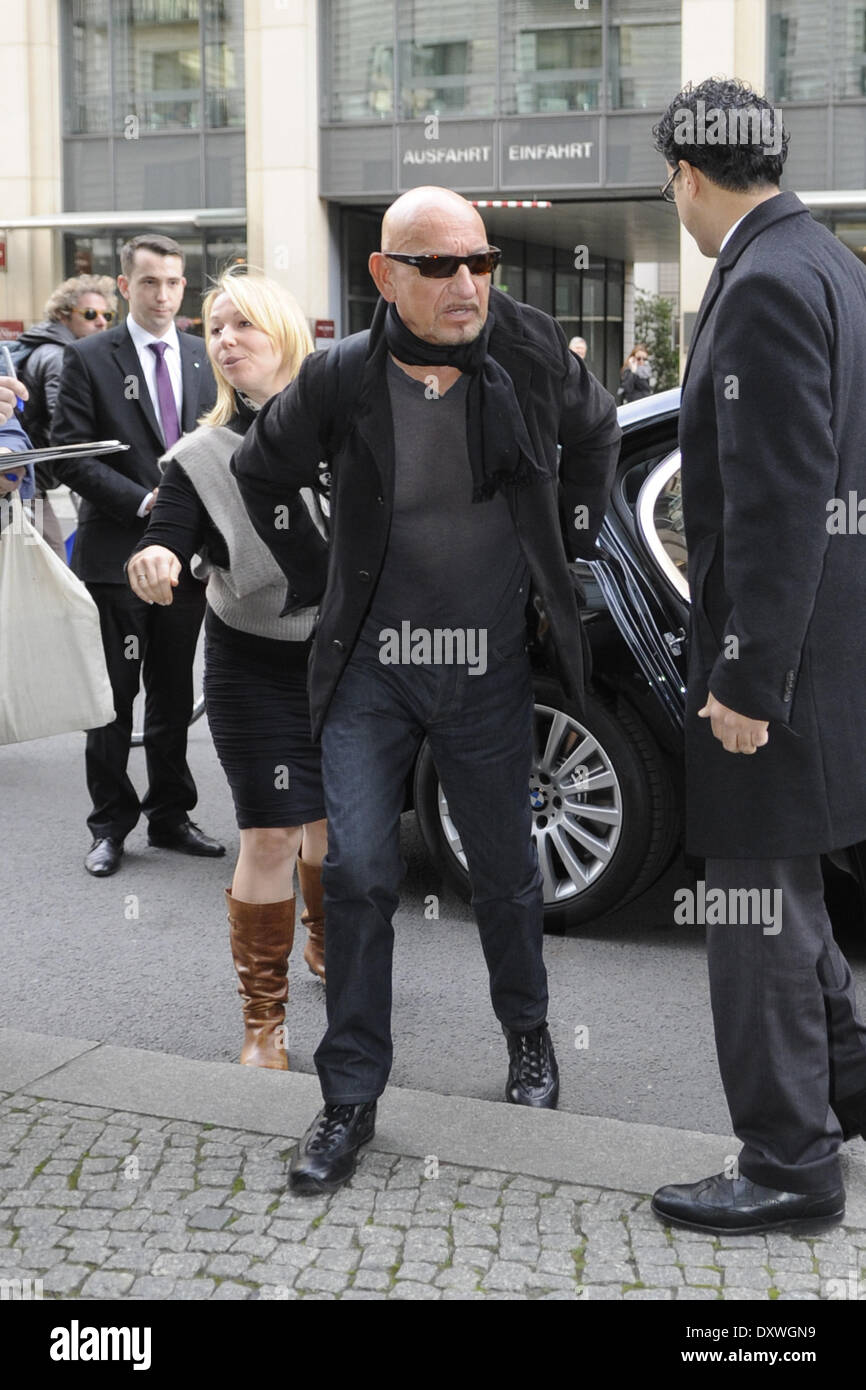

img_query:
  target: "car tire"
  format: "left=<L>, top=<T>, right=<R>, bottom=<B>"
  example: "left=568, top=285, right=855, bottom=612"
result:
left=412, top=677, right=680, bottom=929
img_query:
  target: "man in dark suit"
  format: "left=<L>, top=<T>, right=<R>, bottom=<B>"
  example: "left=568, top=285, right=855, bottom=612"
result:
left=650, top=79, right=866, bottom=1235
left=52, top=233, right=224, bottom=876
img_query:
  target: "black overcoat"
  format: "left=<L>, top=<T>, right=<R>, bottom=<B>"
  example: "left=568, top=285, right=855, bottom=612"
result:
left=232, top=286, right=621, bottom=740
left=680, top=191, right=866, bottom=858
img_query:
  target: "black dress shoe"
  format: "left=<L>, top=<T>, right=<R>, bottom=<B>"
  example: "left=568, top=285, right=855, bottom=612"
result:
left=503, top=1022, right=559, bottom=1108
left=651, top=1171, right=845, bottom=1235
left=288, top=1102, right=377, bottom=1195
left=85, top=838, right=124, bottom=877
left=834, top=1092, right=866, bottom=1141
left=147, top=819, right=225, bottom=857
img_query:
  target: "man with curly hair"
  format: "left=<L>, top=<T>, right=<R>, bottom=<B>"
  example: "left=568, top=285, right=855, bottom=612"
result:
left=15, top=275, right=117, bottom=556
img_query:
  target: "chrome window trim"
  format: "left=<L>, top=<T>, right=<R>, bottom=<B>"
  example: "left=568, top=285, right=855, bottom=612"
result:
left=635, top=450, right=691, bottom=604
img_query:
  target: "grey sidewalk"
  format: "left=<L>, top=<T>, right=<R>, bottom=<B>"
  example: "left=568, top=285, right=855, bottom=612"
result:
left=1, top=1028, right=865, bottom=1301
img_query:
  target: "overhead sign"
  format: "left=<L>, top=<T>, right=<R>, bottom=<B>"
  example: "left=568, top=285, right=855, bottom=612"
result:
left=500, top=118, right=601, bottom=188
left=398, top=122, right=496, bottom=192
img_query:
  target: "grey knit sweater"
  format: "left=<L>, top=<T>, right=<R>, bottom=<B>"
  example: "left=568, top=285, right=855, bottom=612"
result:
left=163, top=423, right=322, bottom=642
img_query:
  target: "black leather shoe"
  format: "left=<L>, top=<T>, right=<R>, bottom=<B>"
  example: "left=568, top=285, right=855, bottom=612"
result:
left=85, top=838, right=124, bottom=877
left=288, top=1102, right=377, bottom=1195
left=504, top=1023, right=559, bottom=1109
left=651, top=1171, right=845, bottom=1235
left=834, top=1092, right=866, bottom=1141
left=147, top=819, right=225, bottom=857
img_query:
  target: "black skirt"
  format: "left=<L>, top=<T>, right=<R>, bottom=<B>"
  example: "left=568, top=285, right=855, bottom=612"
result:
left=203, top=606, right=325, bottom=829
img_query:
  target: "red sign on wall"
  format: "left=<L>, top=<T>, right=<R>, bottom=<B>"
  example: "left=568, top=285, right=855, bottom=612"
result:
left=314, top=319, right=335, bottom=340
left=0, top=239, right=6, bottom=271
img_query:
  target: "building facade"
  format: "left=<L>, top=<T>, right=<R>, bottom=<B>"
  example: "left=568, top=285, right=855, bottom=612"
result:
left=0, top=1, right=864, bottom=391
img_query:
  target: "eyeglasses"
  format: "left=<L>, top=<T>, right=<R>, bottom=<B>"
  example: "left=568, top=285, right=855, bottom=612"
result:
left=79, top=307, right=114, bottom=322
left=633, top=354, right=649, bottom=363
left=659, top=166, right=680, bottom=203
left=383, top=247, right=502, bottom=279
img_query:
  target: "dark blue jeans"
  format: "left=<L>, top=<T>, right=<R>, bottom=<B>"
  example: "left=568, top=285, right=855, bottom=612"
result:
left=314, top=637, right=548, bottom=1103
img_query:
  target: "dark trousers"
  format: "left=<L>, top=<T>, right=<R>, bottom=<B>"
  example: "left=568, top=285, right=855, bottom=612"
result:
left=314, top=639, right=548, bottom=1104
left=706, top=855, right=866, bottom=1194
left=85, top=579, right=206, bottom=840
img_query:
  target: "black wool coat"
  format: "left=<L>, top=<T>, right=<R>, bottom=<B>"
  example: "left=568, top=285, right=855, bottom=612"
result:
left=50, top=323, right=216, bottom=583
left=680, top=191, right=866, bottom=858
left=232, top=286, right=621, bottom=740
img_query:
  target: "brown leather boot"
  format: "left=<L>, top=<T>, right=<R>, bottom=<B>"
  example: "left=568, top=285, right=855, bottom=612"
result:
left=225, top=889, right=294, bottom=1069
left=297, top=856, right=325, bottom=983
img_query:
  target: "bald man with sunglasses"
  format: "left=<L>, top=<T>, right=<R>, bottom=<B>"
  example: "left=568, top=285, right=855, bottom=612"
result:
left=234, top=187, right=621, bottom=1192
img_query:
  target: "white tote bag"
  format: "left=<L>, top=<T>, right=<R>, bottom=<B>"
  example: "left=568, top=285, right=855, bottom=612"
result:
left=0, top=493, right=115, bottom=745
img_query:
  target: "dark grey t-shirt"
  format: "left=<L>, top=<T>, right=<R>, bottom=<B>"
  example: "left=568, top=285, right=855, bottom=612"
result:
left=360, top=356, right=528, bottom=652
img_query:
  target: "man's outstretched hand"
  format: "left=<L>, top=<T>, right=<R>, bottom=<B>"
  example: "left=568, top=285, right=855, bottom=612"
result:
left=699, top=692, right=769, bottom=755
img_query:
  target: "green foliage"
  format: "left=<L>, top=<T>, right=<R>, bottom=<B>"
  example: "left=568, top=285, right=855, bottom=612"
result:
left=633, top=290, right=680, bottom=392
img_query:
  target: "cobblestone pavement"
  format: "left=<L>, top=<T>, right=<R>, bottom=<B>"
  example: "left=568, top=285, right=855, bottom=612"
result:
left=2, top=1090, right=865, bottom=1301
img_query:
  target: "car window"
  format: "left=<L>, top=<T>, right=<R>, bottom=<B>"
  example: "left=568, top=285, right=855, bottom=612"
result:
left=636, top=451, right=690, bottom=602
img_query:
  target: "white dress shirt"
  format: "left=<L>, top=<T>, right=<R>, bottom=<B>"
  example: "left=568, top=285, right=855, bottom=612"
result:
left=126, top=314, right=184, bottom=517
left=719, top=209, right=754, bottom=254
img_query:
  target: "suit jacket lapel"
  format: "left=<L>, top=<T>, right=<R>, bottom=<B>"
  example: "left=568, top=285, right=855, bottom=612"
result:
left=179, top=333, right=205, bottom=434
left=113, top=328, right=163, bottom=447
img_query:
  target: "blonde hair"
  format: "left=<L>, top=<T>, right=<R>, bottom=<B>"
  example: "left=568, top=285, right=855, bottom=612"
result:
left=45, top=274, right=118, bottom=322
left=199, top=269, right=314, bottom=428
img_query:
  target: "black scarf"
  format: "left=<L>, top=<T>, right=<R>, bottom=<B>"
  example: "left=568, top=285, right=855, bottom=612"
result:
left=226, top=390, right=261, bottom=436
left=380, top=299, right=546, bottom=502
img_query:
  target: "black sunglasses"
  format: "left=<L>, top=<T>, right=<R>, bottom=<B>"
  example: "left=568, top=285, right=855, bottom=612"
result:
left=383, top=247, right=502, bottom=279
left=80, top=307, right=115, bottom=321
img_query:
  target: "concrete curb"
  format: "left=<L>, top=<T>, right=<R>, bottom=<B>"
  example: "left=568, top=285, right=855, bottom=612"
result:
left=3, top=1027, right=866, bottom=1214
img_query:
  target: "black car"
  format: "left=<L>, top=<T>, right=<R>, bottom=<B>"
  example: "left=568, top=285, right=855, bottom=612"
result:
left=414, top=386, right=866, bottom=931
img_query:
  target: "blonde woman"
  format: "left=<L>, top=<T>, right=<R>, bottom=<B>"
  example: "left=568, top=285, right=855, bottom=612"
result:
left=127, top=270, right=328, bottom=1070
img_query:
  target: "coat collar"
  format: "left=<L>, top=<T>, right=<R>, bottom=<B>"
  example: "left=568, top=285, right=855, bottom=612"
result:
left=682, top=191, right=808, bottom=389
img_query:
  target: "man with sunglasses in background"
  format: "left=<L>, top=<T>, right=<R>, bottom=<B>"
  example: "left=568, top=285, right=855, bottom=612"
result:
left=234, top=186, right=621, bottom=1192
left=51, top=233, right=223, bottom=878
left=14, top=275, right=117, bottom=558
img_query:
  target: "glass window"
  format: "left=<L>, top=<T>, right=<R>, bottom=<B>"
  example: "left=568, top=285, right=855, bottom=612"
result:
left=325, top=0, right=396, bottom=121
left=342, top=209, right=381, bottom=333
left=767, top=1, right=830, bottom=101
left=554, top=246, right=581, bottom=318
left=113, top=0, right=203, bottom=132
left=835, top=1, right=866, bottom=98
left=495, top=237, right=525, bottom=301
left=63, top=1, right=245, bottom=212
left=502, top=0, right=603, bottom=115
left=66, top=0, right=112, bottom=134
left=204, top=0, right=245, bottom=127
left=397, top=0, right=497, bottom=119
left=608, top=1, right=680, bottom=110
left=525, top=242, right=554, bottom=313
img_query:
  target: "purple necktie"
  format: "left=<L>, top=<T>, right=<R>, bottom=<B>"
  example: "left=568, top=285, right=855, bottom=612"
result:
left=147, top=340, right=181, bottom=448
